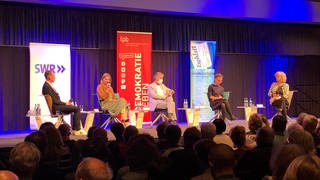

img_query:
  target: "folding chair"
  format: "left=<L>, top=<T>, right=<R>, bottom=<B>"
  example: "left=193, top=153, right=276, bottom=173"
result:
left=43, top=94, right=65, bottom=128
left=150, top=108, right=169, bottom=127
left=97, top=97, right=121, bottom=129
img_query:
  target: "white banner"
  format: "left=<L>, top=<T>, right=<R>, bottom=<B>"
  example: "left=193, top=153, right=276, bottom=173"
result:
left=29, top=43, right=71, bottom=129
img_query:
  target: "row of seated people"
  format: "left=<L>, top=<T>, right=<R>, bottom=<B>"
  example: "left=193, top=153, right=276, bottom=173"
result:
left=1, top=112, right=320, bottom=180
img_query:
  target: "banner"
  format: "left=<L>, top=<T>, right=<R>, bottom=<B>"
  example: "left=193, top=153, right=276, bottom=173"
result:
left=116, top=31, right=152, bottom=123
left=190, top=41, right=216, bottom=122
left=29, top=43, right=71, bottom=129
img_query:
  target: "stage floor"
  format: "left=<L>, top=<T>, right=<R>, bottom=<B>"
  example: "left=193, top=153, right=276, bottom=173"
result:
left=0, top=119, right=297, bottom=148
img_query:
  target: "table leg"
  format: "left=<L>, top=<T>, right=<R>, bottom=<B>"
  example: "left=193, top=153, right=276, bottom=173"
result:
left=193, top=108, right=200, bottom=127
left=84, top=112, right=95, bottom=132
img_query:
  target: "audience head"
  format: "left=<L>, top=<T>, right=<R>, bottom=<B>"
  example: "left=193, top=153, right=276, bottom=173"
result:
left=213, top=118, right=226, bottom=135
left=123, top=125, right=139, bottom=142
left=200, top=122, right=216, bottom=139
left=40, top=125, right=66, bottom=158
left=165, top=124, right=181, bottom=146
left=208, top=144, right=236, bottom=175
left=24, top=130, right=47, bottom=153
left=297, top=112, right=308, bottom=125
left=248, top=113, right=263, bottom=134
left=260, top=114, right=270, bottom=127
left=193, top=139, right=216, bottom=170
left=256, top=127, right=274, bottom=147
left=110, top=123, right=125, bottom=141
left=229, top=126, right=246, bottom=148
left=283, top=154, right=320, bottom=180
left=183, top=126, right=201, bottom=149
left=39, top=122, right=55, bottom=130
left=82, top=138, right=109, bottom=162
left=75, top=157, right=113, bottom=180
left=58, top=123, right=72, bottom=138
left=9, top=142, right=40, bottom=179
left=302, top=114, right=318, bottom=134
left=0, top=170, right=18, bottom=180
left=156, top=121, right=169, bottom=139
left=285, top=123, right=304, bottom=138
left=272, top=115, right=287, bottom=134
left=288, top=129, right=315, bottom=153
left=270, top=144, right=305, bottom=180
left=127, top=134, right=159, bottom=171
left=92, top=127, right=108, bottom=143
left=275, top=71, right=287, bottom=83
left=87, top=126, right=99, bottom=139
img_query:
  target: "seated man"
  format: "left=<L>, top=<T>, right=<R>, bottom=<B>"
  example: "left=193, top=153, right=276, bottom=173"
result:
left=148, top=72, right=177, bottom=122
left=42, top=70, right=85, bottom=135
left=207, top=73, right=236, bottom=120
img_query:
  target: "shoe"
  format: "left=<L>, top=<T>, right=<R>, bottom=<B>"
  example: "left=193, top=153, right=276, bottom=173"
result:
left=72, top=129, right=87, bottom=136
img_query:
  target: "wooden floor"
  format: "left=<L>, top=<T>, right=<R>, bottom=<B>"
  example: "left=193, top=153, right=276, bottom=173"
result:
left=0, top=119, right=297, bottom=148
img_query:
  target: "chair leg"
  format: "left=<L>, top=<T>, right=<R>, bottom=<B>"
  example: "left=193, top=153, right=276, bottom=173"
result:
left=101, top=116, right=112, bottom=129
left=150, top=113, right=162, bottom=127
left=160, top=113, right=169, bottom=122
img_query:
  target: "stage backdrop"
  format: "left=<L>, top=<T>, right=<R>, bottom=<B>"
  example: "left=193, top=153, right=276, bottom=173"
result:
left=116, top=31, right=152, bottom=123
left=190, top=41, right=216, bottom=122
left=29, top=43, right=71, bottom=129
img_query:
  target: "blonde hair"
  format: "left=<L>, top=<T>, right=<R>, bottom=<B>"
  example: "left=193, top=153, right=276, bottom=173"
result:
left=275, top=71, right=287, bottom=83
left=100, top=73, right=112, bottom=83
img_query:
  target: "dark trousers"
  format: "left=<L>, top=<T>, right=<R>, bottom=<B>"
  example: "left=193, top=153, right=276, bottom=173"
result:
left=272, top=97, right=289, bottom=117
left=210, top=99, right=234, bottom=120
left=54, top=105, right=81, bottom=130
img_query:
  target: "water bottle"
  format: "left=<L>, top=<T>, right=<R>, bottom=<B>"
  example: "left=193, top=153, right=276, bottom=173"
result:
left=249, top=98, right=253, bottom=107
left=183, top=99, right=188, bottom=109
left=243, top=98, right=248, bottom=107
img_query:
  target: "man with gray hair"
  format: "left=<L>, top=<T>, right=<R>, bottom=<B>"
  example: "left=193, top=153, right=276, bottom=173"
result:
left=148, top=72, right=177, bottom=122
left=200, top=122, right=216, bottom=140
left=9, top=142, right=40, bottom=180
left=75, top=157, right=113, bottom=180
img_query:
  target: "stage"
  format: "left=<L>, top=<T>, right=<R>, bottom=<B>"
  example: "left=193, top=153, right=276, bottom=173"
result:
left=0, top=119, right=298, bottom=148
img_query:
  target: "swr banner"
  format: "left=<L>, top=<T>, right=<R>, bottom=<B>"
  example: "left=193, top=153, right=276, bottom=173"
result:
left=116, top=31, right=152, bottom=123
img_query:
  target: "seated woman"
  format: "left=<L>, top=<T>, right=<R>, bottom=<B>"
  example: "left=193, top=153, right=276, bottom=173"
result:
left=97, top=73, right=128, bottom=121
left=268, top=71, right=289, bottom=116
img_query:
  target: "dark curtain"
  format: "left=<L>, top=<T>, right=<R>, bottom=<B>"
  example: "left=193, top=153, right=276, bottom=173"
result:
left=1, top=2, right=320, bottom=54
left=288, top=55, right=320, bottom=117
left=0, top=47, right=29, bottom=131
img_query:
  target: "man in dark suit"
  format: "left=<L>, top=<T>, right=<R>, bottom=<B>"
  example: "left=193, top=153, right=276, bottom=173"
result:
left=42, top=70, right=84, bottom=135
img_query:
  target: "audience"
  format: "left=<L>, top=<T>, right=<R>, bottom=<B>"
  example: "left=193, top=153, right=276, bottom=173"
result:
left=9, top=142, right=40, bottom=180
left=302, top=114, right=320, bottom=146
left=235, top=127, right=274, bottom=180
left=268, top=144, right=305, bottom=180
left=209, top=144, right=239, bottom=180
left=0, top=170, right=19, bottom=180
left=229, top=125, right=252, bottom=161
left=75, top=157, right=113, bottom=180
left=200, top=122, right=216, bottom=140
left=2, top=111, right=320, bottom=179
left=191, top=139, right=215, bottom=180
left=283, top=154, right=320, bottom=180
left=271, top=115, right=287, bottom=149
left=213, top=118, right=234, bottom=148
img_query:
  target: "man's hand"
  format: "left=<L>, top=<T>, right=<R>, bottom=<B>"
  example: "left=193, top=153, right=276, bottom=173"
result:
left=66, top=101, right=72, bottom=106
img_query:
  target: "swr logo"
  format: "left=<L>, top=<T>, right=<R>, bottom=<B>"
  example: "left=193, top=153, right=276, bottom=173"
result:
left=34, top=64, right=65, bottom=73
